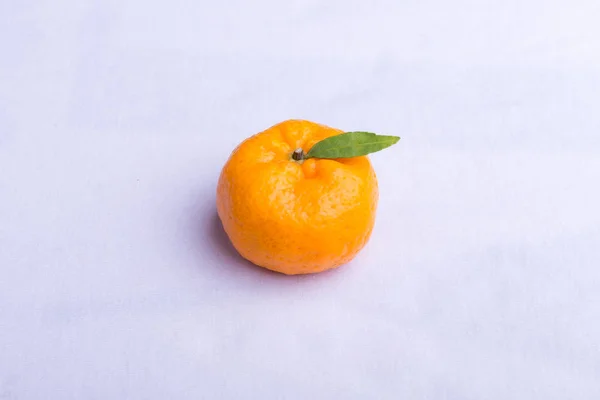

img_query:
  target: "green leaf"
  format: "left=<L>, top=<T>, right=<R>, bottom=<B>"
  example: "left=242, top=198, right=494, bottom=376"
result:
left=305, top=131, right=400, bottom=159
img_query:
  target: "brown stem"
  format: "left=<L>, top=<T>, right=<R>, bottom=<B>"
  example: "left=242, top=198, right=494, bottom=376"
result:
left=291, top=148, right=305, bottom=161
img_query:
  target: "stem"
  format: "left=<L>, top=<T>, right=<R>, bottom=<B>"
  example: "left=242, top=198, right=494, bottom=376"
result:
left=291, top=148, right=305, bottom=161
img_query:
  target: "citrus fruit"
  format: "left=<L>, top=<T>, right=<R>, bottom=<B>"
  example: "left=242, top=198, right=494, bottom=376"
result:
left=216, top=119, right=399, bottom=275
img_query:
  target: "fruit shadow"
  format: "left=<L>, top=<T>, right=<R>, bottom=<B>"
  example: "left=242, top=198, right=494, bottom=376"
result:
left=206, top=212, right=281, bottom=278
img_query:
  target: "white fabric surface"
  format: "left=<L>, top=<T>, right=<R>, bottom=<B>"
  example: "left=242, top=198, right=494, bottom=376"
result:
left=2, top=1, right=600, bottom=398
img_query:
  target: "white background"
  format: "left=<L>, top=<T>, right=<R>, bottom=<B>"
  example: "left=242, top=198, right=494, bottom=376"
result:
left=2, top=0, right=600, bottom=398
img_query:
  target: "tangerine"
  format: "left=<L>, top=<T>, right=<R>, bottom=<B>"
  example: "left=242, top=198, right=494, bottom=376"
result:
left=216, top=120, right=378, bottom=275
